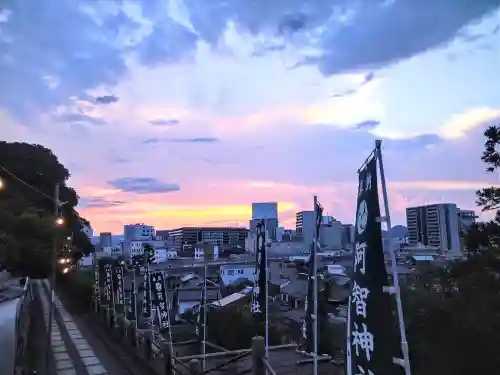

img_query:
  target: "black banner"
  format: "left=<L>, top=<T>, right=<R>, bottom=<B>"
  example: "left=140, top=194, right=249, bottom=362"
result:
left=347, top=155, right=398, bottom=375
left=250, top=219, right=267, bottom=319
left=103, top=264, right=114, bottom=306
left=150, top=271, right=170, bottom=329
left=195, top=284, right=206, bottom=339
left=141, top=265, right=151, bottom=319
left=93, top=260, right=100, bottom=304
left=125, top=268, right=137, bottom=321
left=171, top=287, right=179, bottom=323
left=302, top=199, right=323, bottom=352
left=114, top=266, right=125, bottom=308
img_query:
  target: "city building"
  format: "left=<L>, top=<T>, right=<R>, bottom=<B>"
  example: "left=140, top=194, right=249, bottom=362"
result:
left=320, top=217, right=342, bottom=249
left=168, top=227, right=247, bottom=251
left=123, top=224, right=155, bottom=256
left=252, top=202, right=278, bottom=220
left=250, top=202, right=279, bottom=240
left=341, top=224, right=355, bottom=248
left=458, top=209, right=478, bottom=232
left=99, top=232, right=112, bottom=249
left=406, top=203, right=461, bottom=255
left=155, top=230, right=170, bottom=241
left=219, top=263, right=256, bottom=285
left=296, top=211, right=315, bottom=242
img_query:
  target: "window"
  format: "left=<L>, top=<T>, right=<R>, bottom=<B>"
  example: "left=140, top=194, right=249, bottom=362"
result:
left=228, top=270, right=235, bottom=276
left=238, top=269, right=244, bottom=275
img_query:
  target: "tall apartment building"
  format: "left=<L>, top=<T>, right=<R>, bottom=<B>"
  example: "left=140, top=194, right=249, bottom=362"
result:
left=250, top=202, right=279, bottom=240
left=99, top=232, right=112, bottom=249
left=406, top=204, right=461, bottom=255
left=168, top=227, right=248, bottom=251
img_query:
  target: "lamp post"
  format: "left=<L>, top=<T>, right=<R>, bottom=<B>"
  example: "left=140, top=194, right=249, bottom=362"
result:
left=45, top=183, right=67, bottom=372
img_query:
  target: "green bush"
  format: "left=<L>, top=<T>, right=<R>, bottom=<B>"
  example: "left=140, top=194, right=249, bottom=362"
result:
left=57, top=269, right=94, bottom=312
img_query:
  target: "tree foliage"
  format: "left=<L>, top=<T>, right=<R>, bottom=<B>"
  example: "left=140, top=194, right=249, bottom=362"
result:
left=401, top=125, right=500, bottom=375
left=0, top=141, right=94, bottom=276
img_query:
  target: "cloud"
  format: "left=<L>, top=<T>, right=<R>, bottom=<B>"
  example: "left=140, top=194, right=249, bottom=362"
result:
left=143, top=137, right=161, bottom=144
left=79, top=197, right=125, bottom=208
left=168, top=137, right=220, bottom=143
left=150, top=119, right=180, bottom=126
left=95, top=95, right=119, bottom=105
left=354, top=120, right=380, bottom=130
left=438, top=107, right=500, bottom=139
left=0, top=2, right=137, bottom=124
left=108, top=177, right=180, bottom=194
left=137, top=21, right=199, bottom=66
left=177, top=0, right=500, bottom=76
left=57, top=113, right=107, bottom=125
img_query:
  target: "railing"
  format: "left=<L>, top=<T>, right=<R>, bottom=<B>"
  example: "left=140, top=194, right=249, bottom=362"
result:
left=0, top=276, right=33, bottom=375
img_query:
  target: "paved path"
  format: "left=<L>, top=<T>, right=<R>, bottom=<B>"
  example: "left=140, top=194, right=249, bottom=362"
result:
left=34, top=279, right=110, bottom=375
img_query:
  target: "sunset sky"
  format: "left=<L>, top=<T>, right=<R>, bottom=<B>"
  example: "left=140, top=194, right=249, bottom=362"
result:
left=2, top=1, right=500, bottom=233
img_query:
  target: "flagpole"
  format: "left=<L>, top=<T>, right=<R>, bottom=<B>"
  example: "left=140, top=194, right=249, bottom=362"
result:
left=264, top=221, right=269, bottom=358
left=375, top=140, right=412, bottom=375
left=203, top=265, right=207, bottom=371
left=312, top=196, right=319, bottom=375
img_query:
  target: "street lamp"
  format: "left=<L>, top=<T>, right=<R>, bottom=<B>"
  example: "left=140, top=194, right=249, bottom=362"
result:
left=55, top=217, right=64, bottom=226
left=0, top=178, right=3, bottom=189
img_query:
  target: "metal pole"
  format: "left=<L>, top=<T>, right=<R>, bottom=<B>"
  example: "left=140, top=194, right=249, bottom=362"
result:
left=46, top=182, right=60, bottom=372
left=375, top=140, right=412, bottom=375
left=312, top=196, right=318, bottom=375
left=203, top=265, right=207, bottom=371
left=264, top=221, right=269, bottom=358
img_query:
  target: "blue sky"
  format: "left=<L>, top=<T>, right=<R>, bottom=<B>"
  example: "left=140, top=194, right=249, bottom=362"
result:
left=1, top=0, right=500, bottom=232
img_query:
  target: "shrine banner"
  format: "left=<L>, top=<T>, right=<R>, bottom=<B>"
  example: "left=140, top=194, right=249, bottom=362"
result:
left=141, top=265, right=151, bottom=320
left=150, top=271, right=170, bottom=329
left=347, top=155, right=399, bottom=375
left=250, top=219, right=267, bottom=320
left=302, top=199, right=323, bottom=353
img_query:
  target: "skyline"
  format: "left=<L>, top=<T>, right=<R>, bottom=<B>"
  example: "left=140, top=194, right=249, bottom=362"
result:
left=2, top=1, right=500, bottom=233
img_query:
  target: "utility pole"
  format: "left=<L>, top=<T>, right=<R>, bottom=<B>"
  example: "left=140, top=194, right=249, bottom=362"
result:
left=46, top=182, right=60, bottom=372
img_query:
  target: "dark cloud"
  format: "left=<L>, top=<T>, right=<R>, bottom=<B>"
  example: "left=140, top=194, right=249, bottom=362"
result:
left=110, top=156, right=130, bottom=164
left=353, top=120, right=380, bottom=130
left=58, top=113, right=107, bottom=125
left=143, top=137, right=161, bottom=144
left=79, top=197, right=125, bottom=208
left=137, top=21, right=199, bottom=66
left=95, top=95, right=119, bottom=105
left=0, top=2, right=138, bottom=124
left=177, top=0, right=500, bottom=76
left=168, top=137, right=220, bottom=143
left=141, top=136, right=219, bottom=144
left=330, top=71, right=376, bottom=98
left=150, top=119, right=180, bottom=126
left=108, top=177, right=180, bottom=194
left=313, top=1, right=500, bottom=76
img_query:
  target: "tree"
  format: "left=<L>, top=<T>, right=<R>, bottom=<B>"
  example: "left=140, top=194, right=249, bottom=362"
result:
left=0, top=141, right=94, bottom=276
left=400, top=125, right=500, bottom=375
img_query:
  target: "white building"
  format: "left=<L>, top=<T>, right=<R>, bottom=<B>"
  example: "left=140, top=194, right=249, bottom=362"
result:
left=219, top=264, right=256, bottom=285
left=406, top=203, right=461, bottom=255
left=129, top=240, right=165, bottom=258
left=123, top=223, right=155, bottom=256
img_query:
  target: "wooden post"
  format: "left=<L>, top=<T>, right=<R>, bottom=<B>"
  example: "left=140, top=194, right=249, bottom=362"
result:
left=189, top=359, right=201, bottom=375
left=252, top=336, right=265, bottom=375
left=164, top=342, right=174, bottom=375
left=144, top=330, right=152, bottom=360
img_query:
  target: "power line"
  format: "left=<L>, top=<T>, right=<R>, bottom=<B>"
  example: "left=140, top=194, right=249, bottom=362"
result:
left=0, top=163, right=58, bottom=203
